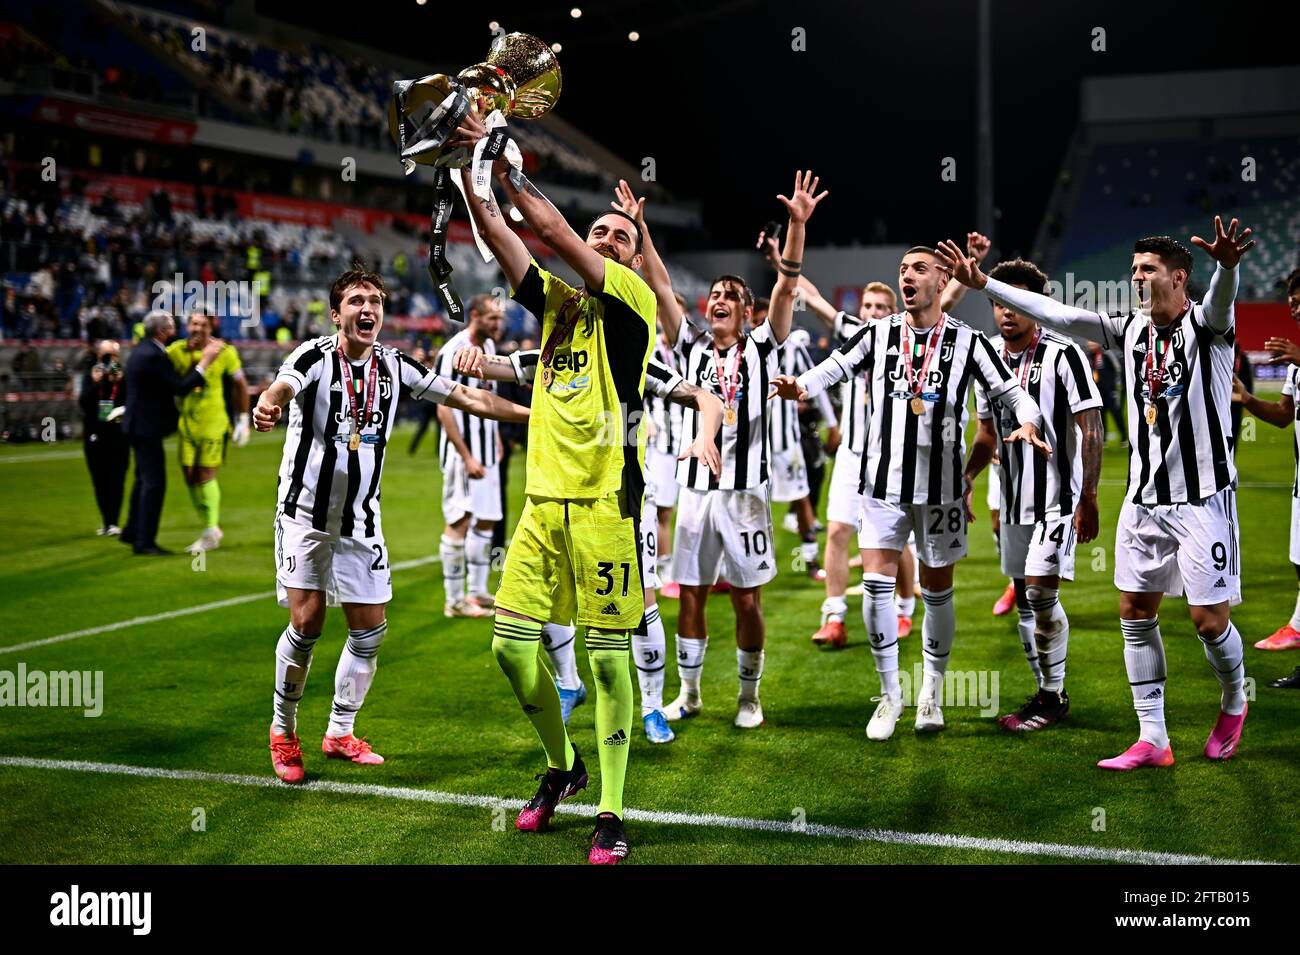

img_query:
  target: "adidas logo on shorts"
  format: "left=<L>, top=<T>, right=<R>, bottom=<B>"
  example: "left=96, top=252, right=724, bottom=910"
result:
left=603, top=728, right=628, bottom=746
left=1213, top=577, right=1226, bottom=588
left=1046, top=554, right=1058, bottom=563
left=600, top=602, right=621, bottom=615
left=757, top=561, right=770, bottom=570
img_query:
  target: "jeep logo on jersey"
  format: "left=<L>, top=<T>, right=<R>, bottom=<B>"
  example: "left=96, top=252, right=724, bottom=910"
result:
left=334, top=409, right=387, bottom=427
left=553, top=350, right=589, bottom=373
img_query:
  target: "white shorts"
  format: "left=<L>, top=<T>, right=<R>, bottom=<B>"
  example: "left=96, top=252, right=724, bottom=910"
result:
left=672, top=484, right=777, bottom=588
left=1291, top=496, right=1300, bottom=567
left=640, top=489, right=660, bottom=590
left=1001, top=514, right=1076, bottom=580
left=858, top=497, right=968, bottom=568
left=769, top=445, right=810, bottom=502
left=646, top=445, right=680, bottom=510
left=986, top=462, right=1002, bottom=512
left=827, top=445, right=864, bottom=527
left=274, top=512, right=391, bottom=607
left=1114, top=486, right=1241, bottom=606
left=441, top=457, right=503, bottom=524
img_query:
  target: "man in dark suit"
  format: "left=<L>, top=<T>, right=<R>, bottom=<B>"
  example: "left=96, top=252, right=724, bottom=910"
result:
left=121, top=311, right=224, bottom=555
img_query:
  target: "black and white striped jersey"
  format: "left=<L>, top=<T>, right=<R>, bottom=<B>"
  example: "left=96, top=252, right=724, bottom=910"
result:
left=984, top=265, right=1239, bottom=506
left=675, top=318, right=782, bottom=491
left=274, top=334, right=454, bottom=537
left=798, top=312, right=1041, bottom=506
left=770, top=338, right=835, bottom=454
left=832, top=311, right=869, bottom=455
left=645, top=337, right=683, bottom=456
left=435, top=329, right=499, bottom=470
left=975, top=330, right=1102, bottom=524
left=1283, top=364, right=1300, bottom=498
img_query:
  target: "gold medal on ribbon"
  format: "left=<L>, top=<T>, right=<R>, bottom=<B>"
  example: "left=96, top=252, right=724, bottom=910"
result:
left=724, top=405, right=738, bottom=427
left=910, top=396, right=926, bottom=416
left=540, top=366, right=553, bottom=388
left=1145, top=404, right=1158, bottom=426
left=349, top=432, right=361, bottom=451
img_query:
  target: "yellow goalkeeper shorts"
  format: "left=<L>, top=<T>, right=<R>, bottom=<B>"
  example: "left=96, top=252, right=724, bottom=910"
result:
left=178, top=421, right=228, bottom=469
left=495, top=489, right=644, bottom=629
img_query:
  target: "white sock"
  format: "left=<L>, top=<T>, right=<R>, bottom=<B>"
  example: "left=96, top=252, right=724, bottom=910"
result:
left=1026, top=584, right=1068, bottom=693
left=676, top=634, right=707, bottom=698
left=633, top=605, right=666, bottom=715
left=863, top=573, right=901, bottom=698
left=800, top=539, right=819, bottom=564
left=895, top=594, right=916, bottom=618
left=541, top=623, right=581, bottom=691
left=326, top=621, right=387, bottom=738
left=1200, top=621, right=1246, bottom=715
left=466, top=528, right=493, bottom=597
left=737, top=647, right=764, bottom=701
left=920, top=586, right=956, bottom=701
left=821, top=594, right=848, bottom=625
left=1290, top=588, right=1300, bottom=631
left=1121, top=617, right=1168, bottom=748
left=440, top=534, right=466, bottom=605
left=657, top=553, right=673, bottom=584
left=1017, top=605, right=1043, bottom=686
left=272, top=625, right=320, bottom=736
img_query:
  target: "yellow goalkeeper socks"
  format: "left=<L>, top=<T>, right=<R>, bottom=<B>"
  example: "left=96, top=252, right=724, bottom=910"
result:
left=586, top=629, right=633, bottom=817
left=492, top=616, right=573, bottom=771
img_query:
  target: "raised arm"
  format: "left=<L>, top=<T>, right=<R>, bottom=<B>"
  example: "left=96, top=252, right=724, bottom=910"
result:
left=767, top=170, right=829, bottom=345
left=939, top=232, right=991, bottom=312
left=456, top=165, right=531, bottom=292
left=612, top=179, right=683, bottom=345
left=936, top=239, right=1122, bottom=348
left=1189, top=216, right=1252, bottom=334
left=759, top=232, right=838, bottom=328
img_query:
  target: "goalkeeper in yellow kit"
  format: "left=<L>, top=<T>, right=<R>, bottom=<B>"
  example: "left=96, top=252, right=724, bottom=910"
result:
left=166, top=313, right=249, bottom=552
left=454, top=111, right=663, bottom=864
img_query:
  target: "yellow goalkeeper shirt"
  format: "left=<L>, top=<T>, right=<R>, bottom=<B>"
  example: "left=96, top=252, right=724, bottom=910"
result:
left=511, top=256, right=655, bottom=500
left=167, top=340, right=241, bottom=436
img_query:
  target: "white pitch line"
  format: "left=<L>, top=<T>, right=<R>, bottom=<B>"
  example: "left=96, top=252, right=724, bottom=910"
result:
left=0, top=756, right=1281, bottom=866
left=0, top=450, right=85, bottom=464
left=0, top=555, right=439, bottom=656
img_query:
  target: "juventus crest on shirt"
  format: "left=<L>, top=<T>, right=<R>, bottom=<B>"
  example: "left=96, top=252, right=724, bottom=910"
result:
left=798, top=312, right=1041, bottom=506
left=275, top=334, right=453, bottom=538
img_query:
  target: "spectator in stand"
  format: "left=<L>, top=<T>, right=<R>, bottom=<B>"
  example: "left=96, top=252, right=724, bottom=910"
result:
left=80, top=340, right=130, bottom=536
left=12, top=337, right=43, bottom=390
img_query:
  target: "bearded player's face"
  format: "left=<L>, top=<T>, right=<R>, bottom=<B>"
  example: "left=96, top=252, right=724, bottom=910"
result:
left=332, top=282, right=385, bottom=348
left=586, top=214, right=643, bottom=269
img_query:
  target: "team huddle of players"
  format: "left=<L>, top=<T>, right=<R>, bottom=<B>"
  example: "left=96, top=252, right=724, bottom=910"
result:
left=241, top=105, right=1288, bottom=864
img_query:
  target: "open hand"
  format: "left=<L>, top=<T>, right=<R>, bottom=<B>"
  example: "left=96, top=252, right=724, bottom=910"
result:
left=1004, top=421, right=1052, bottom=459
left=1190, top=215, right=1255, bottom=269
left=935, top=239, right=987, bottom=290
left=768, top=374, right=808, bottom=402
left=776, top=169, right=829, bottom=224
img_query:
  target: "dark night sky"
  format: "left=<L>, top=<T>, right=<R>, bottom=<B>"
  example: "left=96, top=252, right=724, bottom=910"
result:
left=257, top=0, right=1300, bottom=256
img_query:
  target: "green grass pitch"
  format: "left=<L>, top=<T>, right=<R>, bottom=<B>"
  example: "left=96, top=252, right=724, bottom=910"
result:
left=1, top=403, right=1297, bottom=865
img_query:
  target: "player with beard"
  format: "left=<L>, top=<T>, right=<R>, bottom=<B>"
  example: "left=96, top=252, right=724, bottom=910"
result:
left=939, top=217, right=1254, bottom=768
left=773, top=247, right=1049, bottom=740
left=453, top=113, right=656, bottom=863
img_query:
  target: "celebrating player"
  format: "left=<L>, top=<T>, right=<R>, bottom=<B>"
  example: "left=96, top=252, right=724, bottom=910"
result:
left=772, top=246, right=1048, bottom=741
left=166, top=312, right=249, bottom=553
left=938, top=215, right=1255, bottom=768
left=456, top=344, right=724, bottom=741
left=1234, top=268, right=1300, bottom=670
left=652, top=171, right=825, bottom=731
left=252, top=267, right=529, bottom=785
left=435, top=294, right=506, bottom=619
left=963, top=259, right=1104, bottom=731
left=453, top=114, right=656, bottom=864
